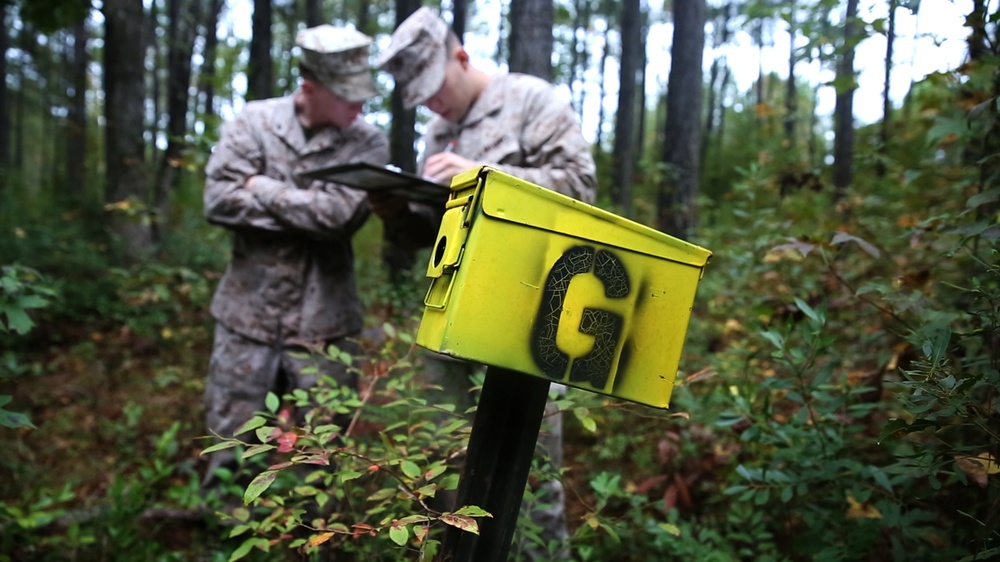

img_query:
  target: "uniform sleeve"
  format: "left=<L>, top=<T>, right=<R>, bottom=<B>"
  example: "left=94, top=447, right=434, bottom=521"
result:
left=491, top=88, right=598, bottom=204
left=203, top=112, right=282, bottom=231
left=247, top=128, right=391, bottom=240
left=205, top=115, right=390, bottom=241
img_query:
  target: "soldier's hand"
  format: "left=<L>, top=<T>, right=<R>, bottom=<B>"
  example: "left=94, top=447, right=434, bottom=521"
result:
left=423, top=152, right=477, bottom=184
left=368, top=191, right=408, bottom=219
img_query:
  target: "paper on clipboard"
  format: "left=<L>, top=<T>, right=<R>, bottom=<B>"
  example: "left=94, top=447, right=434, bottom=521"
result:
left=298, top=161, right=451, bottom=205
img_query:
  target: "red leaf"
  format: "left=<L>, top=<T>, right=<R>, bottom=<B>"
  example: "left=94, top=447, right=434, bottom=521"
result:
left=277, top=432, right=298, bottom=453
left=663, top=484, right=678, bottom=512
left=674, top=473, right=693, bottom=509
left=633, top=475, right=668, bottom=495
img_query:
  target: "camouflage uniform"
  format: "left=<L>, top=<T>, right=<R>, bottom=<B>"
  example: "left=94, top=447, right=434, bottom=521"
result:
left=202, top=26, right=389, bottom=487
left=378, top=9, right=598, bottom=559
left=419, top=73, right=597, bottom=204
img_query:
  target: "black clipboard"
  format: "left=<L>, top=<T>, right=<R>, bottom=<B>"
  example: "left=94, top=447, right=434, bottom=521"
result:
left=299, top=161, right=451, bottom=205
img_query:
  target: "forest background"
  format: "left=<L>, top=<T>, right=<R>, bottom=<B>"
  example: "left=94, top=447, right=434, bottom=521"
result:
left=1, top=0, right=999, bottom=561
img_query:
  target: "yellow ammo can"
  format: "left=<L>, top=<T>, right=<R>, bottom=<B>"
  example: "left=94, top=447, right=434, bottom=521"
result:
left=415, top=167, right=712, bottom=409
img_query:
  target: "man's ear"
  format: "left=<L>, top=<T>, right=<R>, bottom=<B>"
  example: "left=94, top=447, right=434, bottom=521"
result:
left=301, top=77, right=315, bottom=94
left=455, top=47, right=470, bottom=67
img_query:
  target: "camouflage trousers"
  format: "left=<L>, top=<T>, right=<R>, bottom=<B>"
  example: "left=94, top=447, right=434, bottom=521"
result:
left=202, top=323, right=358, bottom=489
left=419, top=351, right=570, bottom=562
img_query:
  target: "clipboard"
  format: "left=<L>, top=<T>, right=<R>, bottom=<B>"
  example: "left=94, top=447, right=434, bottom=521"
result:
left=299, top=161, right=451, bottom=205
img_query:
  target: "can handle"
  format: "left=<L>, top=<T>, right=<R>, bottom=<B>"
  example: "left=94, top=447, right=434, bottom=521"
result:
left=423, top=271, right=456, bottom=310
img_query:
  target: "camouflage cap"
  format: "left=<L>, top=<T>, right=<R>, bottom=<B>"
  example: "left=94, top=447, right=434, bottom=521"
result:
left=375, top=7, right=450, bottom=109
left=296, top=25, right=377, bottom=103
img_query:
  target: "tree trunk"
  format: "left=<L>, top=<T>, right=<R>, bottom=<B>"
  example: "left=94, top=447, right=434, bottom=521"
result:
left=784, top=0, right=797, bottom=149
left=832, top=0, right=858, bottom=201
left=635, top=4, right=647, bottom=174
left=390, top=0, right=419, bottom=173
left=569, top=0, right=584, bottom=114
left=201, top=0, right=225, bottom=120
left=509, top=0, right=553, bottom=81
left=715, top=65, right=731, bottom=156
left=809, top=82, right=820, bottom=167
left=103, top=0, right=153, bottom=261
left=755, top=18, right=765, bottom=108
left=878, top=0, right=896, bottom=176
left=248, top=0, right=273, bottom=101
left=358, top=0, right=371, bottom=35
left=67, top=18, right=88, bottom=196
left=594, top=35, right=609, bottom=151
left=13, top=23, right=25, bottom=170
left=147, top=0, right=161, bottom=154
left=0, top=0, right=10, bottom=188
left=306, top=0, right=321, bottom=27
left=153, top=0, right=202, bottom=241
left=495, top=1, right=507, bottom=65
left=967, top=0, right=988, bottom=61
left=656, top=0, right=704, bottom=239
left=702, top=1, right=733, bottom=172
left=611, top=0, right=639, bottom=216
left=384, top=0, right=421, bottom=282
left=575, top=0, right=593, bottom=119
left=452, top=0, right=467, bottom=42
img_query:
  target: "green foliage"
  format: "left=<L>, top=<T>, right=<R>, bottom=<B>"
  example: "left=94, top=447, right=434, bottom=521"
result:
left=2, top=4, right=999, bottom=561
left=671, top=110, right=998, bottom=561
left=17, top=0, right=89, bottom=32
left=203, top=323, right=489, bottom=560
left=0, top=264, right=56, bottom=336
left=0, top=264, right=54, bottom=429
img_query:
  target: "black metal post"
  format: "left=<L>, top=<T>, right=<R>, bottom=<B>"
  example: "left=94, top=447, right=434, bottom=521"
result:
left=438, top=366, right=551, bottom=562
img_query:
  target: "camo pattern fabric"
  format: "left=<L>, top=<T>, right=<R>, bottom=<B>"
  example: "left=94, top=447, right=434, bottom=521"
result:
left=420, top=72, right=597, bottom=204
left=204, top=93, right=389, bottom=345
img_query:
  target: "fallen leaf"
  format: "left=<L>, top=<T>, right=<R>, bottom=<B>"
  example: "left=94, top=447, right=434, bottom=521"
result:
left=955, top=452, right=999, bottom=487
left=846, top=495, right=882, bottom=519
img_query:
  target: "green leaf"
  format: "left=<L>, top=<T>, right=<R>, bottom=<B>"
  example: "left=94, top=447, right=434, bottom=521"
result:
left=389, top=524, right=409, bottom=546
left=234, top=416, right=268, bottom=436
left=244, top=470, right=278, bottom=504
left=200, top=440, right=241, bottom=456
left=723, top=485, right=748, bottom=495
left=1, top=307, right=34, bottom=334
left=337, top=470, right=364, bottom=483
left=265, top=392, right=280, bottom=414
left=396, top=514, right=432, bottom=525
left=453, top=505, right=492, bottom=518
left=0, top=406, right=35, bottom=429
left=878, top=418, right=944, bottom=443
left=228, top=538, right=269, bottom=562
left=760, top=330, right=784, bottom=350
left=656, top=523, right=681, bottom=537
left=401, top=460, right=422, bottom=480
left=966, top=188, right=1000, bottom=210
left=423, top=464, right=448, bottom=481
left=242, top=444, right=276, bottom=459
left=368, top=488, right=397, bottom=502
